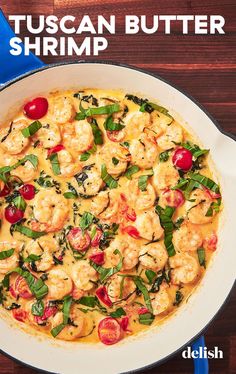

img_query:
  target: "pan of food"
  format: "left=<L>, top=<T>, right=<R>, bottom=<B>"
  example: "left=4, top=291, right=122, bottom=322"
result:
left=0, top=9, right=235, bottom=374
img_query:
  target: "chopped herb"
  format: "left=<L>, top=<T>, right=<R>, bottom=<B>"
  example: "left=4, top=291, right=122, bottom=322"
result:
left=75, top=103, right=120, bottom=120
left=21, top=121, right=42, bottom=138
left=120, top=141, right=130, bottom=149
left=35, top=171, right=61, bottom=193
left=48, top=152, right=61, bottom=175
left=80, top=144, right=97, bottom=162
left=50, top=296, right=73, bottom=338
left=133, top=277, right=153, bottom=313
left=0, top=248, right=14, bottom=260
left=181, top=141, right=209, bottom=159
left=112, top=157, right=119, bottom=166
left=138, top=312, right=154, bottom=325
left=12, top=224, right=46, bottom=239
left=124, top=165, right=140, bottom=180
left=138, top=175, right=149, bottom=191
left=0, top=154, right=38, bottom=181
left=89, top=118, right=103, bottom=145
left=174, top=217, right=184, bottom=229
left=159, top=150, right=171, bottom=162
left=197, top=247, right=206, bottom=268
left=12, top=195, right=26, bottom=211
left=145, top=269, right=156, bottom=284
left=91, top=249, right=122, bottom=283
left=78, top=296, right=97, bottom=308
left=23, top=254, right=41, bottom=263
left=79, top=212, right=94, bottom=230
left=173, top=290, right=184, bottom=306
left=110, top=307, right=126, bottom=318
left=31, top=300, right=44, bottom=316
left=101, top=164, right=118, bottom=189
left=104, top=115, right=125, bottom=131
left=155, top=205, right=176, bottom=256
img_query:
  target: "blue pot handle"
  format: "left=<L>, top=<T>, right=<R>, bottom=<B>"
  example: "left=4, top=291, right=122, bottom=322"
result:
left=0, top=9, right=45, bottom=86
left=192, top=336, right=209, bottom=374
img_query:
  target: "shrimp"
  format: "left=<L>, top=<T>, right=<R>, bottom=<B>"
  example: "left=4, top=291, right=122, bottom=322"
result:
left=139, top=243, right=168, bottom=271
left=56, top=149, right=81, bottom=178
left=123, top=111, right=150, bottom=139
left=11, top=160, right=38, bottom=183
left=156, top=122, right=183, bottom=150
left=129, top=133, right=158, bottom=169
left=62, top=120, right=94, bottom=155
left=152, top=161, right=179, bottom=191
left=75, top=166, right=104, bottom=197
left=49, top=95, right=75, bottom=124
left=99, top=143, right=129, bottom=176
left=104, top=236, right=139, bottom=271
left=32, top=190, right=69, bottom=232
left=0, top=241, right=21, bottom=274
left=50, top=305, right=85, bottom=341
left=173, top=221, right=202, bottom=252
left=46, top=268, right=73, bottom=299
left=145, top=111, right=170, bottom=138
left=151, top=289, right=170, bottom=315
left=24, top=237, right=59, bottom=272
left=128, top=179, right=156, bottom=211
left=134, top=210, right=164, bottom=241
left=0, top=120, right=29, bottom=155
left=71, top=260, right=98, bottom=291
left=34, top=123, right=61, bottom=148
left=186, top=189, right=214, bottom=225
left=169, top=253, right=199, bottom=285
left=91, top=191, right=119, bottom=222
left=107, top=274, right=136, bottom=305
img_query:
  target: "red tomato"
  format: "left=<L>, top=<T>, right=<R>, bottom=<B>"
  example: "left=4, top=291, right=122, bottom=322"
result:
left=19, top=184, right=35, bottom=200
left=12, top=308, right=28, bottom=322
left=9, top=286, right=17, bottom=299
left=119, top=194, right=136, bottom=221
left=0, top=184, right=11, bottom=197
left=203, top=187, right=221, bottom=200
left=67, top=227, right=91, bottom=252
left=98, top=317, right=121, bottom=345
left=161, top=189, right=185, bottom=208
left=14, top=276, right=33, bottom=299
left=96, top=286, right=113, bottom=307
left=125, top=208, right=136, bottom=222
left=91, top=228, right=103, bottom=247
left=204, top=233, right=218, bottom=251
left=23, top=97, right=48, bottom=120
left=122, top=226, right=140, bottom=239
left=120, top=316, right=130, bottom=332
left=5, top=205, right=24, bottom=224
left=138, top=307, right=149, bottom=315
left=106, top=130, right=124, bottom=142
left=47, top=144, right=65, bottom=157
left=89, top=251, right=105, bottom=265
left=35, top=306, right=57, bottom=324
left=172, top=147, right=193, bottom=171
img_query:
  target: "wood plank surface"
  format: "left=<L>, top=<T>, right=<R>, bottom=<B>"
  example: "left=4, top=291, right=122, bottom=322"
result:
left=0, top=0, right=235, bottom=373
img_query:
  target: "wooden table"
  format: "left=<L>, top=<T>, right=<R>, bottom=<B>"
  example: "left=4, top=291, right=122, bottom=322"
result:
left=0, top=1, right=235, bottom=373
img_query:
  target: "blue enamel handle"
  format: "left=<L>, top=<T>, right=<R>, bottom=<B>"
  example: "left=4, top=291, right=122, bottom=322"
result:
left=192, top=336, right=209, bottom=374
left=0, top=9, right=45, bottom=86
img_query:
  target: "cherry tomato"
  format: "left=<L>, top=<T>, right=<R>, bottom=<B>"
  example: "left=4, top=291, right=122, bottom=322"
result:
left=119, top=194, right=137, bottom=222
left=98, top=317, right=121, bottom=345
left=138, top=307, right=149, bottom=315
left=35, top=305, right=57, bottom=324
left=5, top=205, right=24, bottom=224
left=19, top=184, right=35, bottom=200
left=67, top=227, right=91, bottom=252
left=47, top=144, right=65, bottom=157
left=14, top=276, right=33, bottom=299
left=91, top=228, right=103, bottom=247
left=0, top=184, right=11, bottom=197
left=122, top=226, right=140, bottom=239
left=172, top=147, right=193, bottom=171
left=161, top=189, right=185, bottom=208
left=89, top=251, right=105, bottom=265
left=120, top=316, right=130, bottom=332
left=23, top=97, right=48, bottom=120
left=204, top=233, right=218, bottom=251
left=106, top=130, right=124, bottom=142
left=96, top=286, right=113, bottom=307
left=9, top=286, right=17, bottom=299
left=12, top=308, right=28, bottom=322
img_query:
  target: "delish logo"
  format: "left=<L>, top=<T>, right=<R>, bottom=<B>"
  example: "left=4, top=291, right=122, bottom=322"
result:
left=182, top=346, right=223, bottom=359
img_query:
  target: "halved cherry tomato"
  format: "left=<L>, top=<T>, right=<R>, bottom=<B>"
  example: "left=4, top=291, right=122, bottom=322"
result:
left=161, top=189, right=185, bottom=208
left=203, top=233, right=218, bottom=251
left=12, top=308, right=28, bottom=322
left=9, top=286, right=17, bottom=299
left=47, top=144, right=65, bottom=157
left=23, top=97, right=48, bottom=120
left=120, top=316, right=130, bottom=332
left=89, top=251, right=105, bottom=265
left=19, top=184, right=35, bottom=200
left=138, top=307, right=149, bottom=315
left=96, top=286, right=112, bottom=307
left=98, top=317, right=121, bottom=345
left=172, top=147, right=193, bottom=171
left=119, top=194, right=136, bottom=222
left=91, top=228, right=103, bottom=247
left=14, top=276, right=33, bottom=299
left=122, top=226, right=140, bottom=239
left=125, top=208, right=136, bottom=222
left=106, top=130, right=124, bottom=142
left=67, top=227, right=91, bottom=252
left=5, top=205, right=24, bottom=224
left=0, top=184, right=11, bottom=197
left=35, top=305, right=57, bottom=324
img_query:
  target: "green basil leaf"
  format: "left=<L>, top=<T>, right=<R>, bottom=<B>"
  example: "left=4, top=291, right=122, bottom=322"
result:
left=49, top=153, right=61, bottom=175
left=145, top=269, right=156, bottom=284
left=79, top=212, right=94, bottom=230
left=138, top=312, right=154, bottom=325
left=90, top=118, right=103, bottom=145
left=171, top=178, right=189, bottom=190
left=23, top=254, right=41, bottom=263
left=21, top=121, right=42, bottom=138
left=0, top=154, right=38, bottom=176
left=197, top=247, right=206, bottom=268
left=76, top=103, right=120, bottom=120
left=13, top=195, right=26, bottom=211
left=104, top=115, right=125, bottom=131
left=31, top=300, right=44, bottom=316
left=63, top=192, right=78, bottom=199
left=173, top=290, right=184, bottom=306
left=134, top=277, right=153, bottom=313
left=181, top=142, right=209, bottom=159
left=159, top=150, right=171, bottom=162
left=189, top=173, right=220, bottom=194
left=138, top=175, right=149, bottom=191
left=13, top=224, right=46, bottom=239
left=91, top=249, right=123, bottom=283
left=124, top=165, right=140, bottom=180
left=155, top=205, right=176, bottom=257
left=51, top=323, right=65, bottom=338
left=101, top=164, right=118, bottom=189
left=78, top=296, right=97, bottom=308
left=0, top=248, right=14, bottom=260
left=62, top=295, right=73, bottom=324
left=80, top=144, right=97, bottom=162
left=110, top=307, right=126, bottom=318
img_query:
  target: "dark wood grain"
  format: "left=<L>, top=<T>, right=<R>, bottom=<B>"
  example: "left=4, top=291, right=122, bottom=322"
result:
left=0, top=0, right=235, bottom=373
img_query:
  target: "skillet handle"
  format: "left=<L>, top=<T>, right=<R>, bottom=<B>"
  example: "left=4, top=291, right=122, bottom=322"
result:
left=0, top=9, right=45, bottom=86
left=192, top=336, right=209, bottom=374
